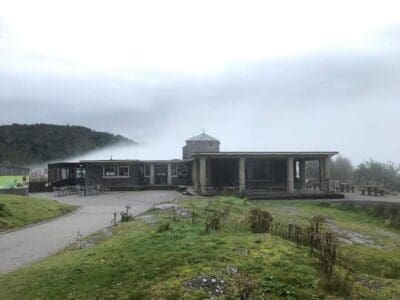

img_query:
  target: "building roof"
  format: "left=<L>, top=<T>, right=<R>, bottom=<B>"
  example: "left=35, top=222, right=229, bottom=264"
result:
left=191, top=151, right=338, bottom=158
left=186, top=133, right=219, bottom=142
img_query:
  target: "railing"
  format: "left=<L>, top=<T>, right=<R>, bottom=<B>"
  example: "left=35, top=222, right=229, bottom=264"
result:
left=246, top=179, right=336, bottom=194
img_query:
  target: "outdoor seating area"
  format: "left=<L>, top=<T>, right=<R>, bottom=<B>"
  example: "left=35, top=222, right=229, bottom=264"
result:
left=334, top=182, right=397, bottom=197
left=53, top=185, right=110, bottom=197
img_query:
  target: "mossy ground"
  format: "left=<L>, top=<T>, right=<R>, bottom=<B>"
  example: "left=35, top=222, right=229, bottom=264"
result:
left=0, top=194, right=76, bottom=232
left=0, top=197, right=399, bottom=299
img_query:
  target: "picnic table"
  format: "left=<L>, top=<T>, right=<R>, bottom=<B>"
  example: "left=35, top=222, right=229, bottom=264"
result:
left=360, top=186, right=385, bottom=196
left=337, top=183, right=356, bottom=193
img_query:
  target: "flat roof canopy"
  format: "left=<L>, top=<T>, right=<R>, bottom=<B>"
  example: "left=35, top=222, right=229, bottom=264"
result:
left=191, top=151, right=338, bottom=159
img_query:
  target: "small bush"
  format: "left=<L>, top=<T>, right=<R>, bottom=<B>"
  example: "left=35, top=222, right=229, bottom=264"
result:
left=229, top=273, right=257, bottom=300
left=317, top=232, right=338, bottom=280
left=248, top=208, right=273, bottom=233
left=157, top=222, right=171, bottom=233
left=205, top=210, right=223, bottom=232
left=320, top=269, right=353, bottom=296
left=0, top=203, right=5, bottom=211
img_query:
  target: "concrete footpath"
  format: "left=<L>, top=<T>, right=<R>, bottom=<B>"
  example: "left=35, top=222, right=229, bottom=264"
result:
left=0, top=191, right=181, bottom=274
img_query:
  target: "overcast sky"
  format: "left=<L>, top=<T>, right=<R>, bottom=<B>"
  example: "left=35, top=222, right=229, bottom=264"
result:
left=1, top=0, right=400, bottom=165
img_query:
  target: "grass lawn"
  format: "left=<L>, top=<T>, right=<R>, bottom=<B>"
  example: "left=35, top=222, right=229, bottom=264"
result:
left=0, top=196, right=399, bottom=299
left=0, top=194, right=77, bottom=232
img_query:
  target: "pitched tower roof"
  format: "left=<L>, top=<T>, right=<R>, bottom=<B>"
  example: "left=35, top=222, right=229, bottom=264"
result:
left=186, top=133, right=219, bottom=142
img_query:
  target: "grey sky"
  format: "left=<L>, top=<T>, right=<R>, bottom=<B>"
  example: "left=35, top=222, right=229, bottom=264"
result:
left=1, top=1, right=400, bottom=164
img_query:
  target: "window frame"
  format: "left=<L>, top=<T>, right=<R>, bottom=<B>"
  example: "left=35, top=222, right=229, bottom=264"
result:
left=118, top=164, right=130, bottom=177
left=103, top=164, right=116, bottom=177
left=144, top=164, right=151, bottom=177
left=103, top=164, right=130, bottom=178
left=171, top=164, right=178, bottom=177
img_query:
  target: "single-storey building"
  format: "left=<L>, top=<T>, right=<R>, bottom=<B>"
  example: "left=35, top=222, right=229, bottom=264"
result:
left=48, top=133, right=341, bottom=198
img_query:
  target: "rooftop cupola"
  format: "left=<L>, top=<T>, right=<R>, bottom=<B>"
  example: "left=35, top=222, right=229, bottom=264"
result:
left=182, top=132, right=220, bottom=159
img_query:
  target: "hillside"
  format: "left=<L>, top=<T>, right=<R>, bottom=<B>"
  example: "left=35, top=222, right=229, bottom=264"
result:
left=0, top=197, right=399, bottom=298
left=0, top=124, right=135, bottom=165
left=0, top=194, right=76, bottom=232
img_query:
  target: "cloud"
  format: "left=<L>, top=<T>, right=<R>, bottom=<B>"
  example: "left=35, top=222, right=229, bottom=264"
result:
left=1, top=18, right=400, bottom=164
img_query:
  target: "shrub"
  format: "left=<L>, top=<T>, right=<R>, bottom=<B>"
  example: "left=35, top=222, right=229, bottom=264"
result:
left=248, top=208, right=273, bottom=233
left=229, top=273, right=257, bottom=300
left=320, top=269, right=353, bottom=296
left=0, top=203, right=5, bottom=211
left=157, top=222, right=171, bottom=233
left=317, top=232, right=338, bottom=280
left=205, top=210, right=223, bottom=232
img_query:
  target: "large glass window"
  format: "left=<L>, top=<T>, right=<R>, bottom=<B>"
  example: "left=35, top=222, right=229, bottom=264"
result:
left=76, top=168, right=86, bottom=178
left=61, top=168, right=70, bottom=180
left=144, top=164, right=150, bottom=177
left=104, top=165, right=115, bottom=176
left=118, top=165, right=129, bottom=177
left=171, top=164, right=178, bottom=177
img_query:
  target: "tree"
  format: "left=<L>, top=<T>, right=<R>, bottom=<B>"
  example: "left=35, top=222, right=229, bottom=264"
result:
left=353, top=159, right=400, bottom=191
left=331, top=155, right=354, bottom=182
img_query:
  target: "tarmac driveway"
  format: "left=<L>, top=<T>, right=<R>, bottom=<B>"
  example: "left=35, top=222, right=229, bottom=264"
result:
left=0, top=191, right=182, bottom=274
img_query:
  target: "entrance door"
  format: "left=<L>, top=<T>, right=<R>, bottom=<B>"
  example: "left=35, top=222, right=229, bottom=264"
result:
left=155, top=165, right=168, bottom=185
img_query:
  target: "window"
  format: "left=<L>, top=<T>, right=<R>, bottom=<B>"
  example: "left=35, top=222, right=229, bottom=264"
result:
left=208, top=142, right=214, bottom=148
left=104, top=165, right=115, bottom=176
left=171, top=164, right=178, bottom=177
left=144, top=164, right=150, bottom=177
left=61, top=168, right=70, bottom=180
left=118, top=165, right=129, bottom=177
left=76, top=168, right=86, bottom=178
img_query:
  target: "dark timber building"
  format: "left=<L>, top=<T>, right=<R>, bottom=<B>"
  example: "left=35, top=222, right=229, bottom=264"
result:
left=48, top=133, right=340, bottom=198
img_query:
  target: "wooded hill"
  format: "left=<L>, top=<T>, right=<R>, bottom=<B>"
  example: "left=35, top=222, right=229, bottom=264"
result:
left=0, top=124, right=135, bottom=166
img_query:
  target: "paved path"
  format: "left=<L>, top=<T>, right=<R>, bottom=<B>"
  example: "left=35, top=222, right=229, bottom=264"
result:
left=0, top=191, right=181, bottom=274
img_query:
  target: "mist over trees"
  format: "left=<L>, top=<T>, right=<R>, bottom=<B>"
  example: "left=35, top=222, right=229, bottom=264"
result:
left=306, top=156, right=400, bottom=191
left=0, top=124, right=134, bottom=166
left=331, top=155, right=354, bottom=182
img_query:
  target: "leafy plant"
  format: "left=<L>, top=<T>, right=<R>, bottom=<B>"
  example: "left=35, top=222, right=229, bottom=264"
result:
left=248, top=208, right=273, bottom=233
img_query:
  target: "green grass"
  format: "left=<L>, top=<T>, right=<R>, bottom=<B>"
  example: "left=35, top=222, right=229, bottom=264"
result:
left=0, top=194, right=76, bottom=232
left=0, top=197, right=399, bottom=299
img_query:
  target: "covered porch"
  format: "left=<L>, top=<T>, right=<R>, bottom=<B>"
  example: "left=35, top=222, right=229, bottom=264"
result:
left=191, top=152, right=341, bottom=198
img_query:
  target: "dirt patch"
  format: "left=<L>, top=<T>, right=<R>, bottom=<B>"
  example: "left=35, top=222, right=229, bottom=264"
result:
left=74, top=228, right=113, bottom=249
left=136, top=214, right=159, bottom=225
left=153, top=203, right=192, bottom=219
left=326, top=220, right=378, bottom=247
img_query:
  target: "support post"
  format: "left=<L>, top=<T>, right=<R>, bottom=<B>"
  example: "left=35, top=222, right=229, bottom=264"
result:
left=192, top=160, right=199, bottom=192
left=239, top=157, right=246, bottom=195
left=287, top=157, right=294, bottom=193
left=323, top=157, right=331, bottom=193
left=149, top=164, right=155, bottom=185
left=299, top=160, right=306, bottom=189
left=167, top=163, right=172, bottom=185
left=199, top=158, right=207, bottom=195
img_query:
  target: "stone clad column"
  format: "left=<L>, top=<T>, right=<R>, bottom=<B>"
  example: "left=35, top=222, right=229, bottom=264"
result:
left=167, top=163, right=172, bottom=185
left=323, top=157, right=331, bottom=193
left=149, top=164, right=155, bottom=185
left=192, top=160, right=199, bottom=192
left=199, top=158, right=207, bottom=194
left=239, top=157, right=246, bottom=194
left=299, top=160, right=306, bottom=189
left=287, top=158, right=294, bottom=193
left=319, top=158, right=326, bottom=192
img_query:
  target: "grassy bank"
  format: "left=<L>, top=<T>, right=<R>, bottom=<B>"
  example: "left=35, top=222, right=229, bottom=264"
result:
left=0, top=197, right=399, bottom=299
left=0, top=194, right=76, bottom=232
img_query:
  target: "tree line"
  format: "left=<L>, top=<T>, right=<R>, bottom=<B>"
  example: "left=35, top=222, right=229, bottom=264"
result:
left=331, top=156, right=400, bottom=191
left=0, top=123, right=135, bottom=166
